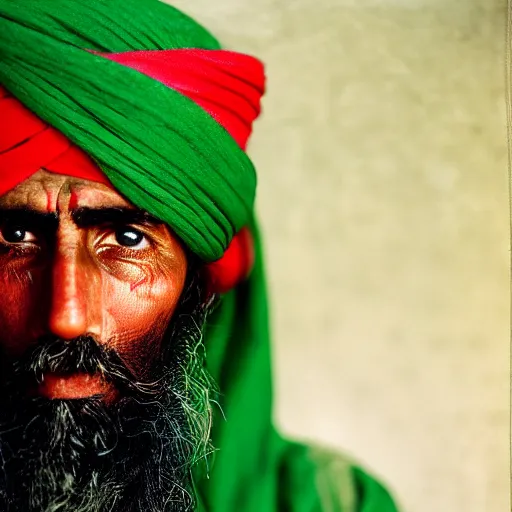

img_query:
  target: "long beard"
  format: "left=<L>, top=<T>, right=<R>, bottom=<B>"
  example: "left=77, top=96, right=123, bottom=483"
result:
left=0, top=273, right=216, bottom=512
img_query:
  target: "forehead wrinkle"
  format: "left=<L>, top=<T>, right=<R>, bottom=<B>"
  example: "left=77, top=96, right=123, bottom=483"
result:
left=0, top=170, right=131, bottom=214
left=0, top=177, right=51, bottom=212
left=67, top=184, right=132, bottom=210
left=0, top=171, right=68, bottom=212
left=50, top=179, right=71, bottom=214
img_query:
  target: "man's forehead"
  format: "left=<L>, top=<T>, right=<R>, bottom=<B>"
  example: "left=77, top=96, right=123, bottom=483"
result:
left=0, top=170, right=131, bottom=212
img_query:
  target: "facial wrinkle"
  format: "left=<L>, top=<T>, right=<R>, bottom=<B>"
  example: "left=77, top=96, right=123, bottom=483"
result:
left=130, top=275, right=148, bottom=292
left=54, top=178, right=72, bottom=215
left=40, top=170, right=69, bottom=213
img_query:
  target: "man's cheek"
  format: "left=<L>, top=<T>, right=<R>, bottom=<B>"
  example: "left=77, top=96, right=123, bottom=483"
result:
left=95, top=247, right=151, bottom=289
left=95, top=247, right=186, bottom=293
left=0, top=272, right=46, bottom=356
left=101, top=274, right=180, bottom=356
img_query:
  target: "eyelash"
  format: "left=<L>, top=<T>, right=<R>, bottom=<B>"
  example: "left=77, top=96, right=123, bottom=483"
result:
left=98, top=225, right=152, bottom=249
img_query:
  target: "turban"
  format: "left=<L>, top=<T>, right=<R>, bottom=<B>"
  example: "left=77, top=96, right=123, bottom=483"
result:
left=0, top=0, right=264, bottom=263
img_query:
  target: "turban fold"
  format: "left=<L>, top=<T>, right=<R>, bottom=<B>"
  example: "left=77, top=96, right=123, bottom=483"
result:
left=0, top=0, right=265, bottom=262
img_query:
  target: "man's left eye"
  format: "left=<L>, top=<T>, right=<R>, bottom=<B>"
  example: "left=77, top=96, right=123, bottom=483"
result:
left=114, top=228, right=149, bottom=249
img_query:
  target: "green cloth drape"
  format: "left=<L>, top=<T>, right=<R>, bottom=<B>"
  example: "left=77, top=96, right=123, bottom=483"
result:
left=199, top=220, right=399, bottom=512
left=0, top=1, right=401, bottom=510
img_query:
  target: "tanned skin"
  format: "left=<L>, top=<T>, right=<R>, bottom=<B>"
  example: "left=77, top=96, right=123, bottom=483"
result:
left=0, top=169, right=188, bottom=399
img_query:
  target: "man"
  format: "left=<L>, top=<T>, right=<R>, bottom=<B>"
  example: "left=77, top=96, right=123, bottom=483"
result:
left=0, top=0, right=400, bottom=511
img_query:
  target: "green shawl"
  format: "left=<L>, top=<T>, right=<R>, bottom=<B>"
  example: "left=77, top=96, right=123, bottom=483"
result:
left=0, top=1, right=400, bottom=510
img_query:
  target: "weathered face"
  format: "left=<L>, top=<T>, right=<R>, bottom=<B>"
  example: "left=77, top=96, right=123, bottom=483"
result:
left=0, top=170, right=210, bottom=512
left=0, top=169, right=188, bottom=399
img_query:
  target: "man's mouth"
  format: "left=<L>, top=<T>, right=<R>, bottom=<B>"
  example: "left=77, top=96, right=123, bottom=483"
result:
left=38, top=373, right=116, bottom=400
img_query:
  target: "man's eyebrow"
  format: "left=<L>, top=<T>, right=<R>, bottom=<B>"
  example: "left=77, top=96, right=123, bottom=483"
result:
left=71, top=207, right=163, bottom=228
left=0, top=208, right=58, bottom=230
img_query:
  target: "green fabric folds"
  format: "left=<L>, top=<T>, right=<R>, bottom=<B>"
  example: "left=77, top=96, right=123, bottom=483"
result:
left=199, top=221, right=400, bottom=512
left=0, top=1, right=401, bottom=511
left=0, top=0, right=256, bottom=261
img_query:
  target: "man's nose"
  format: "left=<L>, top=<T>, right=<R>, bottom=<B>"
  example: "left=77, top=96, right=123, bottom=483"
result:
left=48, top=241, right=98, bottom=340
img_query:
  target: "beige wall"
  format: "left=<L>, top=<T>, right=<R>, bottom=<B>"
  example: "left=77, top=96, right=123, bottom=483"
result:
left=169, top=1, right=509, bottom=511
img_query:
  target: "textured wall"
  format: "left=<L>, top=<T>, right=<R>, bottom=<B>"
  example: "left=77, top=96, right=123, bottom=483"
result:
left=169, top=1, right=509, bottom=511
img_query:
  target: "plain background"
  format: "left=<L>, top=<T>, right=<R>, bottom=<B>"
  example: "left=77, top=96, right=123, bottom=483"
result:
left=169, top=1, right=509, bottom=511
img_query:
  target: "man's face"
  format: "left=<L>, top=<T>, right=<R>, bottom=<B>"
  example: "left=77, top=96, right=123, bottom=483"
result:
left=0, top=170, right=210, bottom=512
left=0, top=169, right=187, bottom=395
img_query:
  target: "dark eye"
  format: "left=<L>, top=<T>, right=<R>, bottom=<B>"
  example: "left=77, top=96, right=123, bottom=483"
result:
left=114, top=228, right=148, bottom=248
left=1, top=226, right=36, bottom=244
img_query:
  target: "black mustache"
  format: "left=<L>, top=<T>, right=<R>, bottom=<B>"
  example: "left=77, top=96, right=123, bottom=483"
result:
left=10, top=335, right=154, bottom=396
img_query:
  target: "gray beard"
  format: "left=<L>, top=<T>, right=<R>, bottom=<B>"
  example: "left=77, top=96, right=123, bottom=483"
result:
left=0, top=275, right=216, bottom=512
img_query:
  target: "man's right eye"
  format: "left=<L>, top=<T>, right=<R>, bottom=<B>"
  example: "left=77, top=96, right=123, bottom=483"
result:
left=0, top=226, right=37, bottom=244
